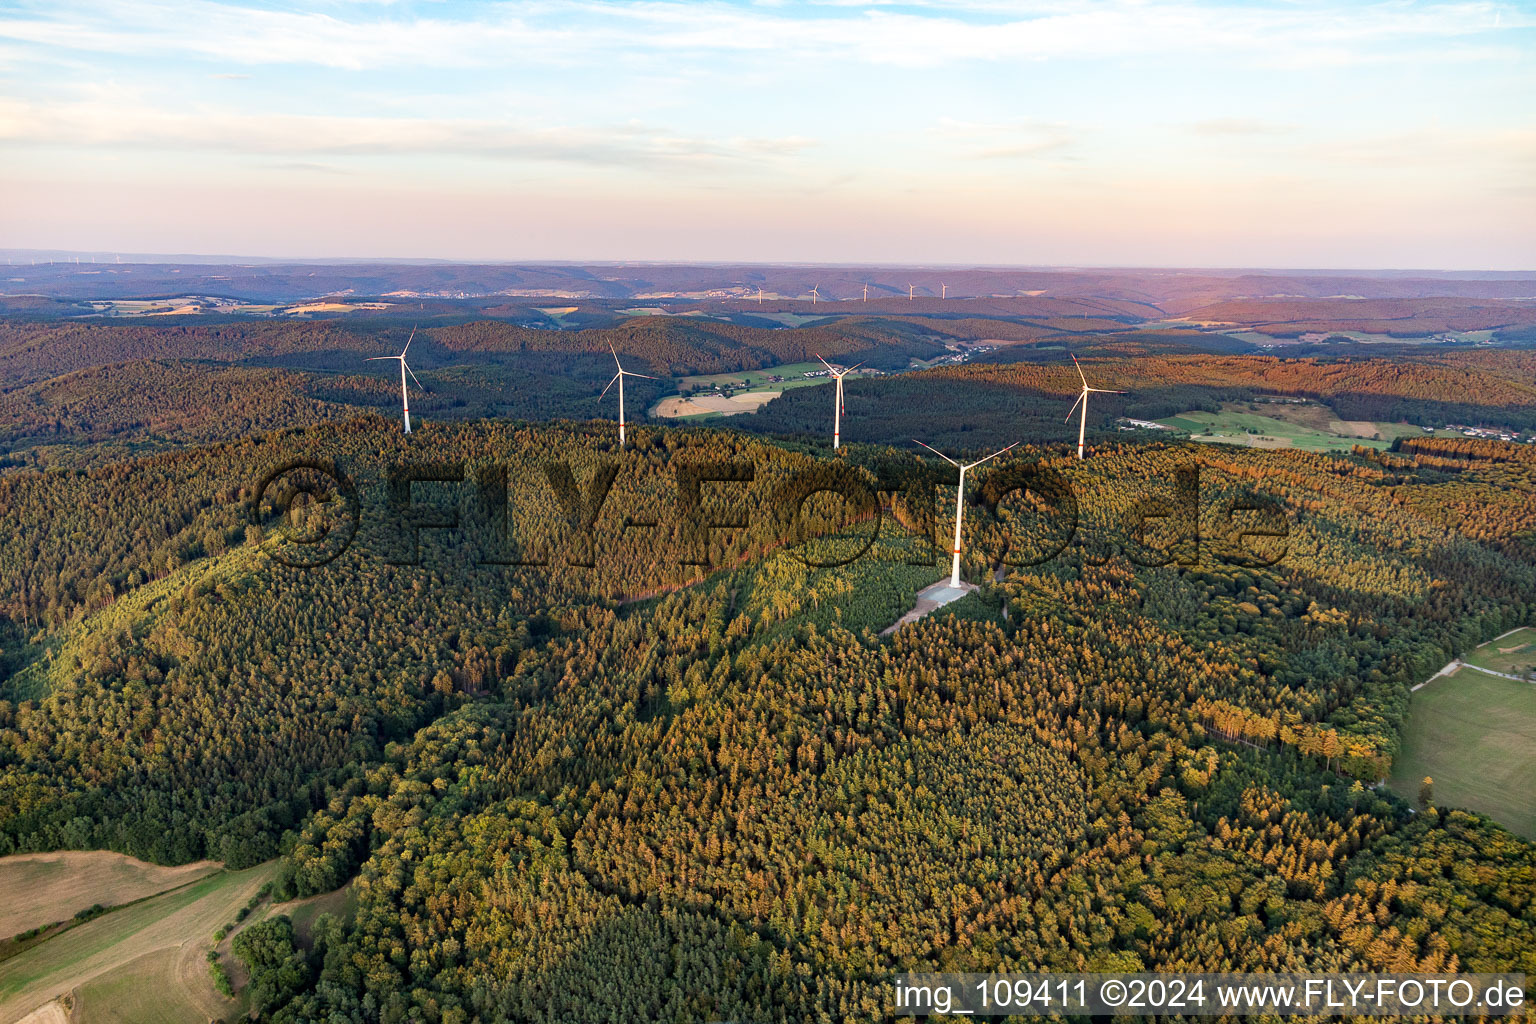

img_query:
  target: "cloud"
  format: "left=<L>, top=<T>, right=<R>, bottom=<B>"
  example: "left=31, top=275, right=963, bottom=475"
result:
left=0, top=0, right=1528, bottom=71
left=265, top=161, right=350, bottom=174
left=933, top=118, right=1073, bottom=160
left=0, top=93, right=816, bottom=170
left=1303, top=127, right=1536, bottom=171
left=1190, top=118, right=1296, bottom=137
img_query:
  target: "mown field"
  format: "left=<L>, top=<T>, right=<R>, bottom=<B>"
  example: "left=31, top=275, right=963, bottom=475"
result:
left=1390, top=665, right=1536, bottom=840
left=1463, top=626, right=1536, bottom=678
left=0, top=853, right=218, bottom=941
left=677, top=361, right=826, bottom=389
left=65, top=881, right=355, bottom=1024
left=0, top=858, right=276, bottom=1024
left=659, top=361, right=847, bottom=417
left=1156, top=400, right=1459, bottom=451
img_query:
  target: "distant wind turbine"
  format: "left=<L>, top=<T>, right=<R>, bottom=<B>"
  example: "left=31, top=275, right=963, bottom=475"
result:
left=863, top=283, right=868, bottom=302
left=941, top=282, right=947, bottom=299
left=811, top=283, right=820, bottom=305
left=913, top=440, right=1020, bottom=588
left=908, top=283, right=915, bottom=301
left=816, top=353, right=863, bottom=450
left=367, top=327, right=421, bottom=434
left=1065, top=353, right=1126, bottom=460
left=600, top=342, right=656, bottom=445
left=758, top=286, right=764, bottom=304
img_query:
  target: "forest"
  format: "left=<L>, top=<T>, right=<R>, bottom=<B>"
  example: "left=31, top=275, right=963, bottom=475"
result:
left=0, top=308, right=1533, bottom=1022
left=3, top=316, right=1534, bottom=464
left=0, top=403, right=1531, bottom=1020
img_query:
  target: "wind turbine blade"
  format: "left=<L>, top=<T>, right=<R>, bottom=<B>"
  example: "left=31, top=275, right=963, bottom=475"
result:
left=609, top=340, right=622, bottom=370
left=401, top=326, right=417, bottom=358
left=1065, top=392, right=1085, bottom=422
left=1070, top=352, right=1088, bottom=387
left=846, top=361, right=865, bottom=372
left=624, top=371, right=658, bottom=379
left=600, top=372, right=621, bottom=399
left=365, top=356, right=394, bottom=362
left=965, top=441, right=1020, bottom=470
left=404, top=362, right=423, bottom=389
left=1088, top=387, right=1127, bottom=394
left=912, top=439, right=959, bottom=466
left=815, top=353, right=837, bottom=373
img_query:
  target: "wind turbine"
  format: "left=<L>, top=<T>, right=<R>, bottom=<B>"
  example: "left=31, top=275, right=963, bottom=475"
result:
left=908, top=283, right=915, bottom=301
left=367, top=327, right=421, bottom=434
left=913, top=439, right=1020, bottom=588
left=941, top=282, right=947, bottom=299
left=811, top=284, right=820, bottom=305
left=815, top=353, right=863, bottom=450
left=863, top=283, right=868, bottom=302
left=600, top=342, right=656, bottom=445
left=758, top=286, right=764, bottom=304
left=1065, top=353, right=1126, bottom=460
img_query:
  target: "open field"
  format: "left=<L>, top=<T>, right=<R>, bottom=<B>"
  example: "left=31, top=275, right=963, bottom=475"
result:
left=0, top=862, right=275, bottom=1024
left=71, top=944, right=236, bottom=1024
left=1235, top=400, right=1462, bottom=441
left=274, top=882, right=358, bottom=947
left=67, top=879, right=358, bottom=1024
left=654, top=392, right=783, bottom=418
left=616, top=306, right=714, bottom=320
left=75, top=298, right=400, bottom=318
left=533, top=305, right=580, bottom=326
left=660, top=361, right=848, bottom=417
left=1390, top=665, right=1536, bottom=839
left=1464, top=627, right=1536, bottom=678
left=13, top=1001, right=68, bottom=1024
left=677, top=361, right=826, bottom=389
left=0, top=853, right=219, bottom=941
left=1154, top=402, right=1439, bottom=451
left=735, top=312, right=834, bottom=327
left=279, top=301, right=392, bottom=315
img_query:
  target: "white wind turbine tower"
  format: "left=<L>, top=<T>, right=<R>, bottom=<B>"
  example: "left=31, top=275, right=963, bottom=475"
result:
left=941, top=282, right=947, bottom=299
left=811, top=283, right=820, bottom=305
left=600, top=342, right=656, bottom=445
left=815, top=353, right=863, bottom=450
left=367, top=327, right=421, bottom=434
left=1065, top=353, right=1126, bottom=460
left=862, top=283, right=868, bottom=302
left=908, top=283, right=915, bottom=301
left=914, top=439, right=1020, bottom=588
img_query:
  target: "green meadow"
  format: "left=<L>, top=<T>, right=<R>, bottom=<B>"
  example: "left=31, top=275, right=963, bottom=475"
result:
left=1390, top=665, right=1536, bottom=840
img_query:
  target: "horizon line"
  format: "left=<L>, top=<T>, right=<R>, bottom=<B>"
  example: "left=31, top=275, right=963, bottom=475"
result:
left=3, top=250, right=1533, bottom=276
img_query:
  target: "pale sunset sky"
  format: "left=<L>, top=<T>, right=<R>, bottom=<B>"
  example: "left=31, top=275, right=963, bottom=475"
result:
left=1, top=0, right=1533, bottom=268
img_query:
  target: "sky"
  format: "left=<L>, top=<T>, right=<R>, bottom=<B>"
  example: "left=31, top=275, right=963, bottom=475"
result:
left=0, top=0, right=1533, bottom=269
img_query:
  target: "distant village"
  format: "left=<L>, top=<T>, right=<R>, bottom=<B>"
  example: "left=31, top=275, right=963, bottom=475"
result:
left=1448, top=423, right=1532, bottom=443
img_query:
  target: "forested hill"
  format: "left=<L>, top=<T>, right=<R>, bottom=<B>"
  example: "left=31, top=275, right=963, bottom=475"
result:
left=0, top=318, right=950, bottom=389
left=4, top=316, right=1536, bottom=464
left=0, top=418, right=1533, bottom=1019
left=732, top=348, right=1536, bottom=450
left=0, top=318, right=952, bottom=457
